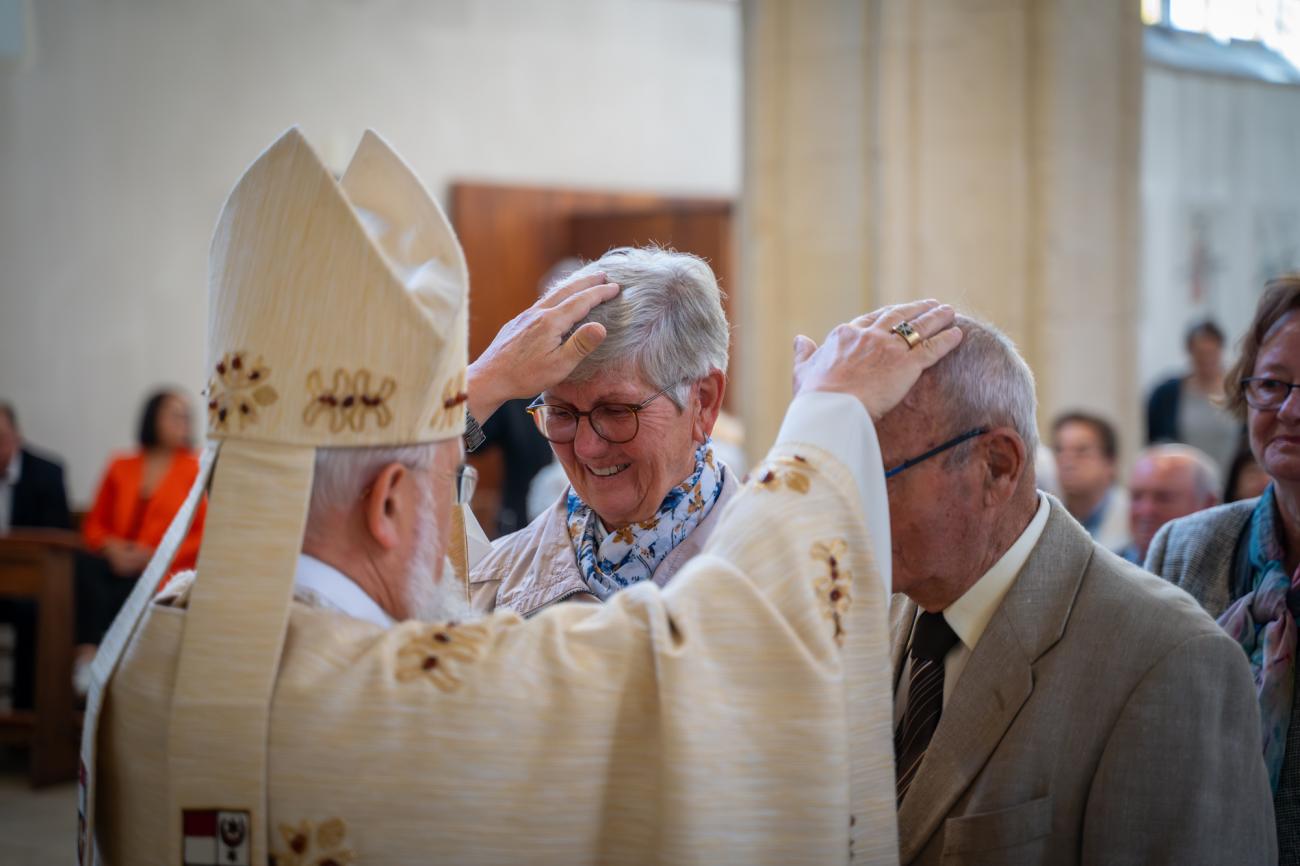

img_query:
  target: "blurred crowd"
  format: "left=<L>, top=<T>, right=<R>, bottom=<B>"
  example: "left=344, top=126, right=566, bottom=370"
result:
left=1045, top=318, right=1267, bottom=569
left=0, top=390, right=205, bottom=707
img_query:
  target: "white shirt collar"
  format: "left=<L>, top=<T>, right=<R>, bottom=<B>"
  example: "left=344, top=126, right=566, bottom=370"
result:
left=943, top=492, right=1050, bottom=652
left=293, top=554, right=395, bottom=629
left=2, top=450, right=22, bottom=485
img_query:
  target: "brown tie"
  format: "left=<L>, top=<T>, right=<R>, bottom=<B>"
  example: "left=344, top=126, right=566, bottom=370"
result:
left=894, top=611, right=960, bottom=804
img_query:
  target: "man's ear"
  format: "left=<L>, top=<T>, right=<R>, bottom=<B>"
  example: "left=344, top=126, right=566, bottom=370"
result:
left=982, top=428, right=1027, bottom=505
left=691, top=369, right=727, bottom=443
left=364, top=462, right=407, bottom=550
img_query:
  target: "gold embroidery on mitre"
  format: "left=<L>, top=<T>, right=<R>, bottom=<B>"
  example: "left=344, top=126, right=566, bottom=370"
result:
left=431, top=369, right=468, bottom=430
left=207, top=351, right=278, bottom=432
left=303, top=368, right=397, bottom=433
left=270, top=817, right=354, bottom=866
left=811, top=539, right=852, bottom=647
left=395, top=621, right=490, bottom=692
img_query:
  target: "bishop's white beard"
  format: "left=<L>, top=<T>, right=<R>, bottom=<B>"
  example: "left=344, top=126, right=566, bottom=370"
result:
left=402, top=487, right=478, bottom=624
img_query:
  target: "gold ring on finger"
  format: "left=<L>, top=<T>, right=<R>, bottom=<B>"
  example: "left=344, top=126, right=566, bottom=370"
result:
left=891, top=320, right=922, bottom=350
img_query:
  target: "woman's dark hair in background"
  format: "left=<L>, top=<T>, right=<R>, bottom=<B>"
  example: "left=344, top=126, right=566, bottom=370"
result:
left=1185, top=319, right=1225, bottom=351
left=137, top=388, right=192, bottom=450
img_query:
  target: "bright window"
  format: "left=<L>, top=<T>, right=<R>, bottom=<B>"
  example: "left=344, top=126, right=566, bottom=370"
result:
left=1149, top=0, right=1300, bottom=67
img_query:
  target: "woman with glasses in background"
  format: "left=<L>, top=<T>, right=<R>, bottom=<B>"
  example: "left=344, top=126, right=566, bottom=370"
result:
left=1147, top=274, right=1300, bottom=861
left=469, top=247, right=736, bottom=616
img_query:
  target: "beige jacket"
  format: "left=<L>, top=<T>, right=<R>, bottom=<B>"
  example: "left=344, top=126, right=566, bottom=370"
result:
left=470, top=468, right=740, bottom=616
left=889, top=499, right=1274, bottom=866
left=96, top=441, right=900, bottom=865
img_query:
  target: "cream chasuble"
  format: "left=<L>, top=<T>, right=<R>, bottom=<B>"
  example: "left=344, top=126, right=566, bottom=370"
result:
left=97, top=435, right=897, bottom=865
left=79, top=128, right=900, bottom=865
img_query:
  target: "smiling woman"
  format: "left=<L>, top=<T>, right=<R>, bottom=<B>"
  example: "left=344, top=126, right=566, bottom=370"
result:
left=469, top=247, right=735, bottom=616
left=1146, top=273, right=1300, bottom=858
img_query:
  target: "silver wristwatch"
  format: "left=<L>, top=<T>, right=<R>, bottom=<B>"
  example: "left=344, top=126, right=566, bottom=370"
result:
left=463, top=410, right=486, bottom=452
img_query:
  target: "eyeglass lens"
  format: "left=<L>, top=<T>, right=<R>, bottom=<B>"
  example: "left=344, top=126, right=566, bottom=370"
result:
left=532, top=404, right=639, bottom=444
left=1245, top=378, right=1300, bottom=410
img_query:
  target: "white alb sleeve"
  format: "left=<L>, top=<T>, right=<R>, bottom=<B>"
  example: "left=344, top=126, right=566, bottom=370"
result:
left=775, top=392, right=891, bottom=598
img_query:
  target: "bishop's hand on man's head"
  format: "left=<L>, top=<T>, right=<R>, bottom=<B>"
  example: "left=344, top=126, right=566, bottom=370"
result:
left=792, top=299, right=963, bottom=420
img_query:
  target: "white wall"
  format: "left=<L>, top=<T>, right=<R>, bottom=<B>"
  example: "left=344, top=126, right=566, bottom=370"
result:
left=0, top=0, right=741, bottom=504
left=1141, top=63, right=1300, bottom=392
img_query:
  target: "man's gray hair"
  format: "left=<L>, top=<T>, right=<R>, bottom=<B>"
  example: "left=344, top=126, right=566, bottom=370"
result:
left=559, top=246, right=729, bottom=407
left=305, top=443, right=440, bottom=539
left=931, top=315, right=1040, bottom=467
left=1137, top=443, right=1223, bottom=502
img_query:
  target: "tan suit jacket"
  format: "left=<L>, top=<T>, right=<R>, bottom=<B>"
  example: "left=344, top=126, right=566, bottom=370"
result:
left=890, top=499, right=1275, bottom=865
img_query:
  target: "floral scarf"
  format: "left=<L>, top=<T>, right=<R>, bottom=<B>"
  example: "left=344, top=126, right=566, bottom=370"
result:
left=565, top=440, right=725, bottom=601
left=1218, top=484, right=1294, bottom=792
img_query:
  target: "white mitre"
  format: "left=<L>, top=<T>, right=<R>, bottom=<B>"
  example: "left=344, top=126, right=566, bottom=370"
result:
left=207, top=126, right=469, bottom=446
left=77, top=127, right=470, bottom=865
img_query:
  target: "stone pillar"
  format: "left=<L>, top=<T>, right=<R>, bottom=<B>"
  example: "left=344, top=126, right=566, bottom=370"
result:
left=739, top=0, right=876, bottom=460
left=740, top=0, right=1142, bottom=465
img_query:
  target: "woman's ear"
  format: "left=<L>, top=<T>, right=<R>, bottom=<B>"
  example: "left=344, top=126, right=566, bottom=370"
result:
left=364, top=462, right=408, bottom=550
left=691, top=369, right=727, bottom=443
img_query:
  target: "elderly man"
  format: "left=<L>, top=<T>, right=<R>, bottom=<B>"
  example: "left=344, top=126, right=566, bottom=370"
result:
left=82, top=128, right=961, bottom=865
left=1121, top=443, right=1221, bottom=564
left=880, top=315, right=1274, bottom=865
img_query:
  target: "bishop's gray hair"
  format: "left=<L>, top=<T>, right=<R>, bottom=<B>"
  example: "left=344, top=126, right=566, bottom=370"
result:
left=931, top=315, right=1040, bottom=470
left=558, top=246, right=729, bottom=408
left=305, top=443, right=440, bottom=541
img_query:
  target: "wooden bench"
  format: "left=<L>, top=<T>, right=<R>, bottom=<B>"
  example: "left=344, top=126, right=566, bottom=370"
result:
left=0, top=529, right=80, bottom=787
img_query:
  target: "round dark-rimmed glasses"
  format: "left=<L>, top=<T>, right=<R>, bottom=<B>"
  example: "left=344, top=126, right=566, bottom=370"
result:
left=1242, top=377, right=1300, bottom=411
left=525, top=383, right=676, bottom=445
left=885, top=428, right=988, bottom=479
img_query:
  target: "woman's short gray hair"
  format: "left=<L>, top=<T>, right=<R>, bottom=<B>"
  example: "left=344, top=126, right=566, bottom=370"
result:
left=932, top=315, right=1040, bottom=466
left=559, top=246, right=729, bottom=407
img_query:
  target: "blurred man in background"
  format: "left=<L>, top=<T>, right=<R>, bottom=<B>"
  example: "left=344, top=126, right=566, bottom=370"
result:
left=1051, top=411, right=1131, bottom=552
left=1123, top=443, right=1221, bottom=564
left=0, top=402, right=71, bottom=534
left=0, top=402, right=71, bottom=711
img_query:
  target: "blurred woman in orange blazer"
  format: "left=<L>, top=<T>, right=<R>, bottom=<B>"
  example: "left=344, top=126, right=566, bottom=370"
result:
left=77, top=389, right=207, bottom=672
